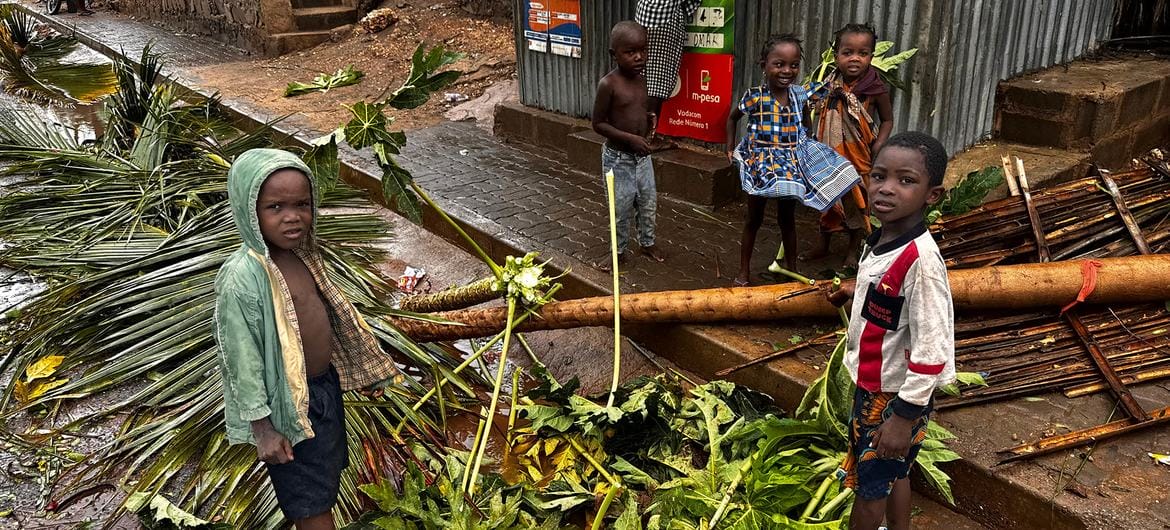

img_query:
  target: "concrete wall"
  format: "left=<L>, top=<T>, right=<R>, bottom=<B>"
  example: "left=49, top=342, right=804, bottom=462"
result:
left=113, top=0, right=295, bottom=54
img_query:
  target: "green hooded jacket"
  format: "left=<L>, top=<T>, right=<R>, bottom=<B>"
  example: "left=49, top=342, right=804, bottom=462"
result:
left=214, top=148, right=401, bottom=446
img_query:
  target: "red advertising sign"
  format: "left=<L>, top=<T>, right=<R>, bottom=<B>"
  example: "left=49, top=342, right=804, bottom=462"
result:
left=656, top=52, right=734, bottom=144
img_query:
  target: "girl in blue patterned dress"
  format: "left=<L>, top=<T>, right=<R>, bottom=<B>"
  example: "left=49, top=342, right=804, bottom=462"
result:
left=725, top=34, right=861, bottom=286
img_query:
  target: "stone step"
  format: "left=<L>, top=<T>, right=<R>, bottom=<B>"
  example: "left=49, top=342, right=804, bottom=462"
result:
left=945, top=141, right=1091, bottom=202
left=495, top=102, right=739, bottom=207
left=266, top=30, right=333, bottom=57
left=995, top=57, right=1170, bottom=168
left=293, top=6, right=359, bottom=32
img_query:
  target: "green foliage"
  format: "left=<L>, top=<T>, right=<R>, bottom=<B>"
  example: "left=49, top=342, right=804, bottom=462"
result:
left=344, top=454, right=562, bottom=530
left=321, top=43, right=462, bottom=222
left=284, top=64, right=364, bottom=97
left=927, top=166, right=1005, bottom=224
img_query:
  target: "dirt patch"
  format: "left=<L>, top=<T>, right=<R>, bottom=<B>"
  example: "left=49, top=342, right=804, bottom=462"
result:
left=186, top=0, right=517, bottom=135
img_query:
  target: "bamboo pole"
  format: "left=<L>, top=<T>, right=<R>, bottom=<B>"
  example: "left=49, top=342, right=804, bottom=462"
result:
left=999, top=405, right=1170, bottom=464
left=391, top=255, right=1170, bottom=342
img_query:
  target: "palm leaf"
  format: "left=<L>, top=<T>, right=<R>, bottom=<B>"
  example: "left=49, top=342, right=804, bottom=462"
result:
left=0, top=54, right=483, bottom=529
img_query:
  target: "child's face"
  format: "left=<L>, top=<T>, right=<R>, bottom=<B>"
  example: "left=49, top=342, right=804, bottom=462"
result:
left=762, top=43, right=800, bottom=92
left=610, top=30, right=648, bottom=76
left=256, top=169, right=313, bottom=252
left=867, top=146, right=943, bottom=225
left=834, top=32, right=874, bottom=80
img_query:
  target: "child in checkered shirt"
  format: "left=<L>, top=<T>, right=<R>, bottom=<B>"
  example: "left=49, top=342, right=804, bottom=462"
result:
left=725, top=34, right=861, bottom=286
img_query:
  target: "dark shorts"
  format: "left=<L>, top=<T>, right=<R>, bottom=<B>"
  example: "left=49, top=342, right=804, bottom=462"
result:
left=266, top=365, right=347, bottom=521
left=837, top=387, right=932, bottom=500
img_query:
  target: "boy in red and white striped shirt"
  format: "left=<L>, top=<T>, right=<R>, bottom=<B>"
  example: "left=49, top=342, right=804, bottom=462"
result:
left=828, top=132, right=955, bottom=530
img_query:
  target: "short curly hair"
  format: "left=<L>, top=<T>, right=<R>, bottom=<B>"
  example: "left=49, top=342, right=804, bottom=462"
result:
left=881, top=131, right=948, bottom=186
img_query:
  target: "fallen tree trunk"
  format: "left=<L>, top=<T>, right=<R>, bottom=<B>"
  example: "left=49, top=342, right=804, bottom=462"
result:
left=392, top=255, right=1170, bottom=342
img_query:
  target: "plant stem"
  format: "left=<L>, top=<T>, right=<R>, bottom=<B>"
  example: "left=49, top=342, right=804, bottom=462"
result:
left=814, top=487, right=854, bottom=521
left=506, top=368, right=520, bottom=445
left=708, top=452, right=756, bottom=529
left=460, top=405, right=489, bottom=493
left=400, top=285, right=561, bottom=426
left=567, top=436, right=620, bottom=486
left=801, top=473, right=837, bottom=521
left=832, top=277, right=849, bottom=327
left=605, top=169, right=621, bottom=408
left=463, top=297, right=517, bottom=495
left=410, top=181, right=502, bottom=279
left=590, top=483, right=622, bottom=530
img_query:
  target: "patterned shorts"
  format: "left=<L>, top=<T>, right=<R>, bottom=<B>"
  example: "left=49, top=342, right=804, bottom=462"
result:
left=837, top=387, right=932, bottom=500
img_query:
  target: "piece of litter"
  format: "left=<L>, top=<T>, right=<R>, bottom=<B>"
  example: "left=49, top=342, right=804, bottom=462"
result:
left=1149, top=452, right=1170, bottom=466
left=459, top=149, right=469, bottom=156
left=398, top=266, right=426, bottom=294
left=444, top=92, right=469, bottom=103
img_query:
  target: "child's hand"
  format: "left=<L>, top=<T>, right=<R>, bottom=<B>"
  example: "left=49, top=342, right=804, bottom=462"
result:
left=826, top=280, right=855, bottom=307
left=252, top=419, right=294, bottom=464
left=870, top=413, right=914, bottom=460
left=628, top=135, right=651, bottom=156
left=725, top=148, right=736, bottom=164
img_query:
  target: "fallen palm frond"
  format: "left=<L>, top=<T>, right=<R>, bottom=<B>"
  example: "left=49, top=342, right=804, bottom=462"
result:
left=0, top=46, right=486, bottom=528
left=284, top=64, right=365, bottom=97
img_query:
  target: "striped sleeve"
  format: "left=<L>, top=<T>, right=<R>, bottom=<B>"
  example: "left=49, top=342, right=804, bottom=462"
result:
left=895, top=256, right=954, bottom=417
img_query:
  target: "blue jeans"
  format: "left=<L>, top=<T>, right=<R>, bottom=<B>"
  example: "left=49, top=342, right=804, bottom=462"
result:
left=601, top=145, right=657, bottom=253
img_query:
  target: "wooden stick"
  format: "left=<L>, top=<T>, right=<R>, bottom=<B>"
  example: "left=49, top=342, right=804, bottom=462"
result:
left=1065, top=366, right=1170, bottom=398
left=1015, top=157, right=1051, bottom=262
left=1063, top=310, right=1151, bottom=422
left=1001, top=155, right=1021, bottom=196
left=998, top=405, right=1170, bottom=464
left=714, top=331, right=840, bottom=377
left=1096, top=166, right=1153, bottom=255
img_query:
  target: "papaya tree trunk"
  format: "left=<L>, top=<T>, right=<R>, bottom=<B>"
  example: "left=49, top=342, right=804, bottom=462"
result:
left=391, top=255, right=1170, bottom=342
left=398, top=276, right=498, bottom=313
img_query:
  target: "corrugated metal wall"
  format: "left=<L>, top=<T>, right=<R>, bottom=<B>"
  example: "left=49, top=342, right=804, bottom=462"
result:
left=515, top=0, right=1116, bottom=154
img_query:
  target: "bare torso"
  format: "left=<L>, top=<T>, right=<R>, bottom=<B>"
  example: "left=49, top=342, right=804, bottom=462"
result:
left=272, top=251, right=333, bottom=377
left=598, top=70, right=651, bottom=152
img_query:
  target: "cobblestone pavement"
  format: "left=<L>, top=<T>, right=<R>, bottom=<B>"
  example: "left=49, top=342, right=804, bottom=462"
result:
left=22, top=1, right=835, bottom=296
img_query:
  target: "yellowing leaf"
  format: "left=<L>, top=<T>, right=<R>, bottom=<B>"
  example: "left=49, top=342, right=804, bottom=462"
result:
left=24, top=355, right=65, bottom=382
left=25, top=378, right=68, bottom=401
left=1039, top=335, right=1056, bottom=346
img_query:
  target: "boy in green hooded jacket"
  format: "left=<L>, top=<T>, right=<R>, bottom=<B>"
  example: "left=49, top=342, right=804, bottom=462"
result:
left=214, top=148, right=403, bottom=529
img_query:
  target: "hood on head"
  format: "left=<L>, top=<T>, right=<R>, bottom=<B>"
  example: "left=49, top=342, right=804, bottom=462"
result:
left=227, top=148, right=318, bottom=255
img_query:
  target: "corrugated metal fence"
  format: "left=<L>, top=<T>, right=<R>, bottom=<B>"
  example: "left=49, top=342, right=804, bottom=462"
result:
left=514, top=0, right=1116, bottom=154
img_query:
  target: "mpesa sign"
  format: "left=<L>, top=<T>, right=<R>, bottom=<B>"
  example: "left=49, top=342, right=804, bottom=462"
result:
left=657, top=52, right=733, bottom=143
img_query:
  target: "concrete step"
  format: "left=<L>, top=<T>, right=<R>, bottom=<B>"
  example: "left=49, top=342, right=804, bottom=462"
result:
left=945, top=141, right=1091, bottom=202
left=293, top=6, right=359, bottom=32
left=266, top=30, right=333, bottom=56
left=995, top=57, right=1170, bottom=168
left=496, top=102, right=739, bottom=207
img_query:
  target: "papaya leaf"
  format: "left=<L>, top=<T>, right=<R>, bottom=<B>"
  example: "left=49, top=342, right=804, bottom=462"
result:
left=302, top=133, right=339, bottom=192
left=342, top=101, right=396, bottom=150
left=23, top=354, right=64, bottom=381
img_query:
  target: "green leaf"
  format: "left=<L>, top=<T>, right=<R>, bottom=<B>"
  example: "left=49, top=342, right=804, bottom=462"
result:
left=955, top=371, right=988, bottom=387
left=614, top=493, right=644, bottom=530
left=388, top=87, right=431, bottom=110
left=302, top=134, right=340, bottom=192
left=936, top=166, right=1005, bottom=217
left=343, top=101, right=395, bottom=150
left=873, top=40, right=894, bottom=56
left=518, top=404, right=575, bottom=432
left=284, top=64, right=364, bottom=97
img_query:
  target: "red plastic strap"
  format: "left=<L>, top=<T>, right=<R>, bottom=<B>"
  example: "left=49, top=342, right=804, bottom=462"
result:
left=1061, top=260, right=1103, bottom=314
